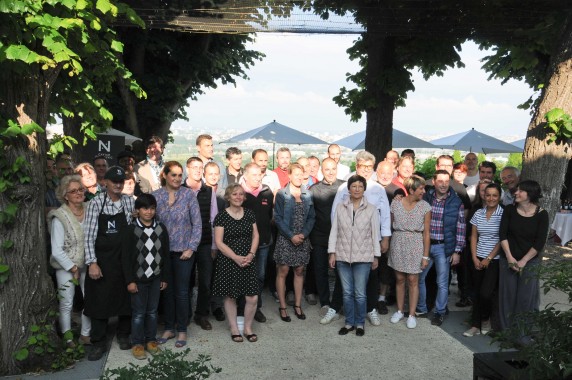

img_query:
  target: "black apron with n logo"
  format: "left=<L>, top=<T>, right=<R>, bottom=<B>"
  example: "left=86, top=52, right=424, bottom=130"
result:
left=84, top=196, right=131, bottom=319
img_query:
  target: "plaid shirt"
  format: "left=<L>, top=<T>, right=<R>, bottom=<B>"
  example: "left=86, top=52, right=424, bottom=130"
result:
left=429, top=192, right=466, bottom=253
left=84, top=193, right=135, bottom=265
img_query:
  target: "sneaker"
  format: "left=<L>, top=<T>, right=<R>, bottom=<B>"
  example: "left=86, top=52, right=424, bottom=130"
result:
left=463, top=327, right=481, bottom=337
left=79, top=335, right=92, bottom=346
left=320, top=308, right=340, bottom=324
left=415, top=310, right=428, bottom=318
left=305, top=293, right=317, bottom=305
left=377, top=300, right=389, bottom=315
left=367, top=309, right=381, bottom=326
left=406, top=316, right=417, bottom=329
left=286, top=291, right=295, bottom=306
left=481, top=320, right=491, bottom=335
left=319, top=305, right=330, bottom=317
left=455, top=297, right=473, bottom=307
left=390, top=311, right=404, bottom=324
left=431, top=313, right=444, bottom=326
left=132, top=344, right=147, bottom=360
left=146, top=341, right=161, bottom=355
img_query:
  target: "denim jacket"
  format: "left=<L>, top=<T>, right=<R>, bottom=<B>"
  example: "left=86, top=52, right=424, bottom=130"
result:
left=274, top=184, right=316, bottom=240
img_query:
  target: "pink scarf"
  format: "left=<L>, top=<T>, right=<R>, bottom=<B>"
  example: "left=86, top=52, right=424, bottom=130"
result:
left=239, top=177, right=262, bottom=197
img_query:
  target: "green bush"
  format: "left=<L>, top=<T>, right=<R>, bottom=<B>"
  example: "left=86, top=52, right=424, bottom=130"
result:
left=496, top=260, right=572, bottom=379
left=100, top=349, right=221, bottom=380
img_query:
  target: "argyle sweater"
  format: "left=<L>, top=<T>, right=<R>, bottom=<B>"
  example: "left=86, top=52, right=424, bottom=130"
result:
left=121, top=218, right=171, bottom=284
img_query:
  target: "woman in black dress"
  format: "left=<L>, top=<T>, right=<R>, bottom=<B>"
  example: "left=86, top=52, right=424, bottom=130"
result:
left=213, top=184, right=260, bottom=342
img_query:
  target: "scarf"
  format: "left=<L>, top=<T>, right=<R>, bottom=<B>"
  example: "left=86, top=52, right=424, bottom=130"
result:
left=239, top=176, right=263, bottom=197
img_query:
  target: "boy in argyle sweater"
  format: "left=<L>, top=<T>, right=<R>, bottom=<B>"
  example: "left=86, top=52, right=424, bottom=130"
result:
left=121, top=193, right=170, bottom=360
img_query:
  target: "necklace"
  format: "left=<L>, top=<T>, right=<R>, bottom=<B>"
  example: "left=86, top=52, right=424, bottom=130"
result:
left=70, top=207, right=84, bottom=217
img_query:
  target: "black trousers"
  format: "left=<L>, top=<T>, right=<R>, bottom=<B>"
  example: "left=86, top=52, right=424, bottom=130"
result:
left=90, top=315, right=131, bottom=348
left=470, top=258, right=499, bottom=328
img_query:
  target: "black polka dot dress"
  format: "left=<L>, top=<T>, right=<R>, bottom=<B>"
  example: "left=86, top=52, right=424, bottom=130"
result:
left=212, top=208, right=259, bottom=299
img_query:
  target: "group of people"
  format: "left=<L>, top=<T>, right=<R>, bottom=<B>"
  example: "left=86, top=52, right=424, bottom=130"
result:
left=46, top=134, right=549, bottom=362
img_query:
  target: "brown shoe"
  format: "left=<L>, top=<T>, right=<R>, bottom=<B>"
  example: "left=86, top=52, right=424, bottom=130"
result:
left=132, top=344, right=147, bottom=360
left=195, top=317, right=212, bottom=331
left=146, top=341, right=161, bottom=355
left=79, top=335, right=92, bottom=346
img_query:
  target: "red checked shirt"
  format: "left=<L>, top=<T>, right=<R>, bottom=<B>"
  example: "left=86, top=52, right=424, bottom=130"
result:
left=429, top=192, right=466, bottom=253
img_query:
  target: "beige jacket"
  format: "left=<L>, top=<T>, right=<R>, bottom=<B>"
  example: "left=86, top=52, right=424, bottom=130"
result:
left=328, top=197, right=381, bottom=263
left=135, top=160, right=161, bottom=193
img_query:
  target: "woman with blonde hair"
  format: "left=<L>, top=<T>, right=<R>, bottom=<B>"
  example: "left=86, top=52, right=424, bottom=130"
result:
left=48, top=174, right=91, bottom=347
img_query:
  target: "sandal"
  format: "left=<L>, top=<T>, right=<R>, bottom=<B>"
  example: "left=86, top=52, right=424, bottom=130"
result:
left=293, top=305, right=306, bottom=320
left=231, top=334, right=243, bottom=343
left=157, top=331, right=176, bottom=344
left=174, top=333, right=187, bottom=348
left=245, top=333, right=258, bottom=342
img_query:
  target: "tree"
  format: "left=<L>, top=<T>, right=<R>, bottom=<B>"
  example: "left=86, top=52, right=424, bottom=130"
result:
left=477, top=4, right=572, bottom=219
left=313, top=0, right=465, bottom=163
left=0, top=0, right=143, bottom=374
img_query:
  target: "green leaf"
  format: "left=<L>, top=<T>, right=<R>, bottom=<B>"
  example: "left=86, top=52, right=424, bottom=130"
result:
left=30, top=325, right=40, bottom=332
left=27, top=336, right=38, bottom=345
left=76, top=0, right=88, bottom=10
left=14, top=348, right=29, bottom=361
left=90, top=18, right=101, bottom=31
left=110, top=40, right=123, bottom=53
left=96, top=0, right=117, bottom=16
left=546, top=108, right=565, bottom=123
left=63, top=330, right=74, bottom=340
left=20, top=122, right=43, bottom=135
left=1, top=240, right=13, bottom=249
left=34, top=346, right=44, bottom=355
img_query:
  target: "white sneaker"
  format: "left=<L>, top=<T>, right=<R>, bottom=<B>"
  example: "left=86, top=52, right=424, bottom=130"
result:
left=390, top=311, right=404, bottom=324
left=463, top=327, right=481, bottom=337
left=481, top=320, right=491, bottom=335
left=320, top=308, right=340, bottom=324
left=319, top=305, right=330, bottom=317
left=367, top=308, right=381, bottom=326
left=406, top=316, right=417, bottom=329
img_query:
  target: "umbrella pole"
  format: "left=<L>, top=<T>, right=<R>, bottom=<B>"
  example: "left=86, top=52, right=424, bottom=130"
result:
left=272, top=142, right=276, bottom=170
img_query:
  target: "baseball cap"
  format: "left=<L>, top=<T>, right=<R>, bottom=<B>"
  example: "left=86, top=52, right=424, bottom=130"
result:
left=104, top=166, right=126, bottom=182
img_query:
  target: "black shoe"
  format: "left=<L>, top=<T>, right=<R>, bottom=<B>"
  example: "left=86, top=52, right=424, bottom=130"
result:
left=293, top=305, right=306, bottom=320
left=431, top=313, right=444, bottom=326
left=117, top=336, right=131, bottom=350
left=279, top=307, right=291, bottom=322
left=356, top=327, right=365, bottom=336
left=455, top=297, right=473, bottom=307
left=415, top=310, right=428, bottom=318
left=87, top=346, right=106, bottom=361
left=213, top=307, right=225, bottom=322
left=195, top=317, right=213, bottom=331
left=377, top=301, right=389, bottom=315
left=385, top=295, right=396, bottom=306
left=338, top=326, right=355, bottom=335
left=254, top=309, right=267, bottom=323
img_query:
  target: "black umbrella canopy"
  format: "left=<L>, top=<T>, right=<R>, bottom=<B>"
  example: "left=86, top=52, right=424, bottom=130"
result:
left=222, top=120, right=329, bottom=145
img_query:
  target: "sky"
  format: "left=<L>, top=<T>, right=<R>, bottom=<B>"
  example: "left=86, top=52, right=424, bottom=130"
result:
left=174, top=33, right=534, bottom=142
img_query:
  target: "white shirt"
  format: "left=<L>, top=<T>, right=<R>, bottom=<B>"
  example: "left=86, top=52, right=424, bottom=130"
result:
left=464, top=173, right=480, bottom=202
left=261, top=170, right=281, bottom=193
left=331, top=179, right=391, bottom=238
left=318, top=162, right=351, bottom=181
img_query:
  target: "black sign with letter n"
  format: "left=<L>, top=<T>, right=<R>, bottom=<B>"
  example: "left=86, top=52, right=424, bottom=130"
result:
left=81, top=134, right=125, bottom=163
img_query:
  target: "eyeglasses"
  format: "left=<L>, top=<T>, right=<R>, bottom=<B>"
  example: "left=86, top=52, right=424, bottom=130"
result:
left=358, top=164, right=374, bottom=170
left=66, top=187, right=85, bottom=195
left=58, top=167, right=73, bottom=174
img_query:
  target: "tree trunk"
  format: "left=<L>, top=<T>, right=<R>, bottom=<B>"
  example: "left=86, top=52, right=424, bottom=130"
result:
left=364, top=31, right=396, bottom=164
left=62, top=116, right=85, bottom=165
left=0, top=66, right=59, bottom=375
left=521, top=14, right=572, bottom=221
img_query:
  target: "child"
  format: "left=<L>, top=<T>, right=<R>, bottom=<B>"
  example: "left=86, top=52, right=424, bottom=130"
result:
left=121, top=193, right=170, bottom=360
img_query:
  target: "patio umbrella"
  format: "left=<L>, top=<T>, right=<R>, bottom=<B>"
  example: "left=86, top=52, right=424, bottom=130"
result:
left=333, top=129, right=436, bottom=150
left=222, top=120, right=329, bottom=167
left=430, top=128, right=523, bottom=154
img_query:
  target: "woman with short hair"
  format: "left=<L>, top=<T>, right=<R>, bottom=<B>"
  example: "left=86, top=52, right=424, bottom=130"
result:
left=48, top=174, right=91, bottom=347
left=388, top=175, right=431, bottom=329
left=329, top=175, right=381, bottom=336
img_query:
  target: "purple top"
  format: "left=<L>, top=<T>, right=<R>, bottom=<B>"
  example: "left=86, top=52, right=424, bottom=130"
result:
left=153, top=187, right=202, bottom=252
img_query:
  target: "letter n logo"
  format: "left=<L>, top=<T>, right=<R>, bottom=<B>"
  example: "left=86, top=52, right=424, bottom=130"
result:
left=108, top=221, right=116, bottom=230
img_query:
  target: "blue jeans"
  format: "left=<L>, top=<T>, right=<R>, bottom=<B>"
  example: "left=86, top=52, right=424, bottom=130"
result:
left=336, top=261, right=370, bottom=327
left=164, top=251, right=195, bottom=333
left=311, top=245, right=331, bottom=307
left=417, top=244, right=450, bottom=315
left=131, top=278, right=161, bottom=345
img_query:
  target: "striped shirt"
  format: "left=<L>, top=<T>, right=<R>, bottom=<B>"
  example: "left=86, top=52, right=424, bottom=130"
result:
left=429, top=194, right=466, bottom=253
left=470, top=205, right=503, bottom=259
left=84, top=193, right=135, bottom=265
